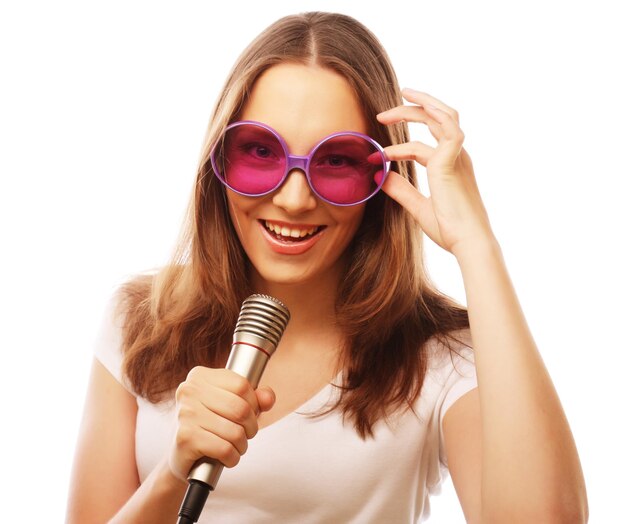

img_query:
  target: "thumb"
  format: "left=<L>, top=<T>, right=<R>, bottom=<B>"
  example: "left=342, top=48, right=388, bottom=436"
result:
left=382, top=170, right=442, bottom=246
left=381, top=170, right=429, bottom=223
left=255, top=386, right=276, bottom=413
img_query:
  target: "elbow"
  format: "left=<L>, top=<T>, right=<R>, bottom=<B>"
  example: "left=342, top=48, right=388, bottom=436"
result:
left=480, top=499, right=589, bottom=524
left=480, top=511, right=587, bottom=524
left=545, top=504, right=589, bottom=524
left=550, top=486, right=589, bottom=524
left=561, top=498, right=589, bottom=524
left=480, top=475, right=590, bottom=524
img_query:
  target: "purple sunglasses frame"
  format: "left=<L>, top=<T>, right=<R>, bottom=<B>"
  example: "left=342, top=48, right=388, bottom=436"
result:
left=210, top=120, right=390, bottom=206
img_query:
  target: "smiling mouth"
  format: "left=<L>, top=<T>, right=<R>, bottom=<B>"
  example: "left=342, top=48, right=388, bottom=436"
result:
left=261, top=220, right=326, bottom=243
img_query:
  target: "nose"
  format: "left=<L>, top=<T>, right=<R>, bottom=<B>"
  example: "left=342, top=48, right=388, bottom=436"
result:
left=272, top=169, right=318, bottom=214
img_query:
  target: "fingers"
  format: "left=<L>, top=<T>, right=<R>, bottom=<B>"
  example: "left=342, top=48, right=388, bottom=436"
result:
left=197, top=384, right=259, bottom=438
left=378, top=88, right=465, bottom=167
left=178, top=396, right=249, bottom=462
left=180, top=367, right=260, bottom=437
left=174, top=415, right=243, bottom=470
left=422, top=104, right=465, bottom=161
left=380, top=170, right=428, bottom=222
left=377, top=104, right=443, bottom=142
left=400, top=88, right=460, bottom=124
left=383, top=141, right=434, bottom=166
left=256, top=386, right=276, bottom=413
left=172, top=366, right=266, bottom=475
left=381, top=171, right=442, bottom=246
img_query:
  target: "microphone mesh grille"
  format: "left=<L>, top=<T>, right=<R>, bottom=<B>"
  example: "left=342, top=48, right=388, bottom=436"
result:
left=234, top=294, right=290, bottom=348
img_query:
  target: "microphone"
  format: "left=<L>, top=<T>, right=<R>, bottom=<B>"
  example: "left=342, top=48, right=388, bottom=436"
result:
left=177, top=294, right=290, bottom=524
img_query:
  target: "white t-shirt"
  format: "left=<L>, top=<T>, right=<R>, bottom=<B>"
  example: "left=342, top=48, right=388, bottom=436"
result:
left=94, top=294, right=478, bottom=523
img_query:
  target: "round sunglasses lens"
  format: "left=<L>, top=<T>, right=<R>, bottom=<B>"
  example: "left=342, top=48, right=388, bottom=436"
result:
left=214, top=124, right=286, bottom=194
left=310, top=135, right=385, bottom=204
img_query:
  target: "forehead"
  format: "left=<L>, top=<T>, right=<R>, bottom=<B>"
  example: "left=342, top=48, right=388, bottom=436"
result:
left=239, top=63, right=369, bottom=153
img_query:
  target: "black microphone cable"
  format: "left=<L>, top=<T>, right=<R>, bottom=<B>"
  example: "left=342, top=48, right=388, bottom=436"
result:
left=176, top=294, right=290, bottom=524
left=176, top=480, right=210, bottom=524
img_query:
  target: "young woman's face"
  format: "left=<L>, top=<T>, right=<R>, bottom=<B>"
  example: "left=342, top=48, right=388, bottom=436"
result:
left=226, top=62, right=370, bottom=287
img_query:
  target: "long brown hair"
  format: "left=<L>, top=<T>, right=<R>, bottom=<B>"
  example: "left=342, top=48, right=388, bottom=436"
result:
left=116, top=11, right=471, bottom=438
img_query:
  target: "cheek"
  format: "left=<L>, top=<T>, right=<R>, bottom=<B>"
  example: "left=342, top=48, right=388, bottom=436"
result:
left=227, top=191, right=253, bottom=214
left=226, top=192, right=257, bottom=234
left=344, top=207, right=366, bottom=233
left=333, top=207, right=365, bottom=246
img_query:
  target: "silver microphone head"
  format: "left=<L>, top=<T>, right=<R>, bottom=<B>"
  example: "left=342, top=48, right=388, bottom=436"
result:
left=233, top=294, right=290, bottom=355
left=226, top=294, right=290, bottom=388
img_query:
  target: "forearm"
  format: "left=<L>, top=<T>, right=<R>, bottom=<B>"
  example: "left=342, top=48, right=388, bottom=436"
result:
left=454, top=239, right=588, bottom=522
left=109, top=458, right=188, bottom=524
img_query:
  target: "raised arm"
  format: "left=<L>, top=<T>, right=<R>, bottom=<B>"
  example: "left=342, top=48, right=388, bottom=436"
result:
left=443, top=240, right=588, bottom=522
left=377, top=89, right=588, bottom=522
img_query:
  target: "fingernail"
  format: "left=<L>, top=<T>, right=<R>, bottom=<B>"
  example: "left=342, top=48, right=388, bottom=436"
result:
left=403, top=87, right=419, bottom=94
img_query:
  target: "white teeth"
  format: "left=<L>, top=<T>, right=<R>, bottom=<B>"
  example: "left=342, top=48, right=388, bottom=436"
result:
left=264, top=221, right=320, bottom=238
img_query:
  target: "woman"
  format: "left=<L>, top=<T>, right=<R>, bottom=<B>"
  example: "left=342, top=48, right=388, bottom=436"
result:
left=67, top=11, right=588, bottom=523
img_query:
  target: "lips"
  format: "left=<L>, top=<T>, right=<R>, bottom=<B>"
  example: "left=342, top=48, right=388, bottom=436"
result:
left=262, top=220, right=322, bottom=241
left=258, top=219, right=326, bottom=255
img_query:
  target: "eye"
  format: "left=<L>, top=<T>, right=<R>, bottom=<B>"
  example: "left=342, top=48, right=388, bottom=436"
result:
left=316, top=154, right=356, bottom=168
left=328, top=155, right=347, bottom=167
left=239, top=142, right=280, bottom=160
left=252, top=145, right=272, bottom=158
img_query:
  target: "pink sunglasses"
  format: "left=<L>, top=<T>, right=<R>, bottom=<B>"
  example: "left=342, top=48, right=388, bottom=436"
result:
left=210, top=120, right=390, bottom=206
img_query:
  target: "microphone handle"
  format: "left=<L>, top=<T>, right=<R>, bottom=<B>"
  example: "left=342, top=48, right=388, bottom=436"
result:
left=187, top=338, right=272, bottom=489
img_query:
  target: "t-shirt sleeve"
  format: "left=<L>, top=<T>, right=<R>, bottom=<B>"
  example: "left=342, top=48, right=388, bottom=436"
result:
left=92, top=290, right=135, bottom=395
left=437, top=344, right=478, bottom=468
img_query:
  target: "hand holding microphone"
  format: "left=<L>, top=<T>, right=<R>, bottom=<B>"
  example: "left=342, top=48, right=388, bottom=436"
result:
left=168, top=367, right=276, bottom=482
left=175, top=294, right=290, bottom=524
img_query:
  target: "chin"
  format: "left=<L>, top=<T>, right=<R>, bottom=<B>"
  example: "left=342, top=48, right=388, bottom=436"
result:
left=255, top=265, right=317, bottom=287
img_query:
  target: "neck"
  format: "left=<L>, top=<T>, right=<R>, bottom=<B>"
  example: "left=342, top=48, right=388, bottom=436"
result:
left=249, top=264, right=345, bottom=349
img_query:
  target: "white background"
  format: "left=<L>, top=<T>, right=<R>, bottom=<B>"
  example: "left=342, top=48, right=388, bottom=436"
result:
left=1, top=1, right=624, bottom=522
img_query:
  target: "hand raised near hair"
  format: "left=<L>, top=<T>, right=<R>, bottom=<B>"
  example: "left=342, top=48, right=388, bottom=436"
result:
left=377, top=88, right=496, bottom=258
left=169, top=366, right=276, bottom=482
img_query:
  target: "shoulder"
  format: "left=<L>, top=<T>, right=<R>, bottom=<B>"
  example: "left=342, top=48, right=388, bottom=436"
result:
left=92, top=288, right=132, bottom=392
left=419, top=328, right=477, bottom=432
left=424, top=328, right=475, bottom=376
left=115, top=271, right=157, bottom=315
left=92, top=271, right=158, bottom=391
left=99, top=272, right=156, bottom=337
